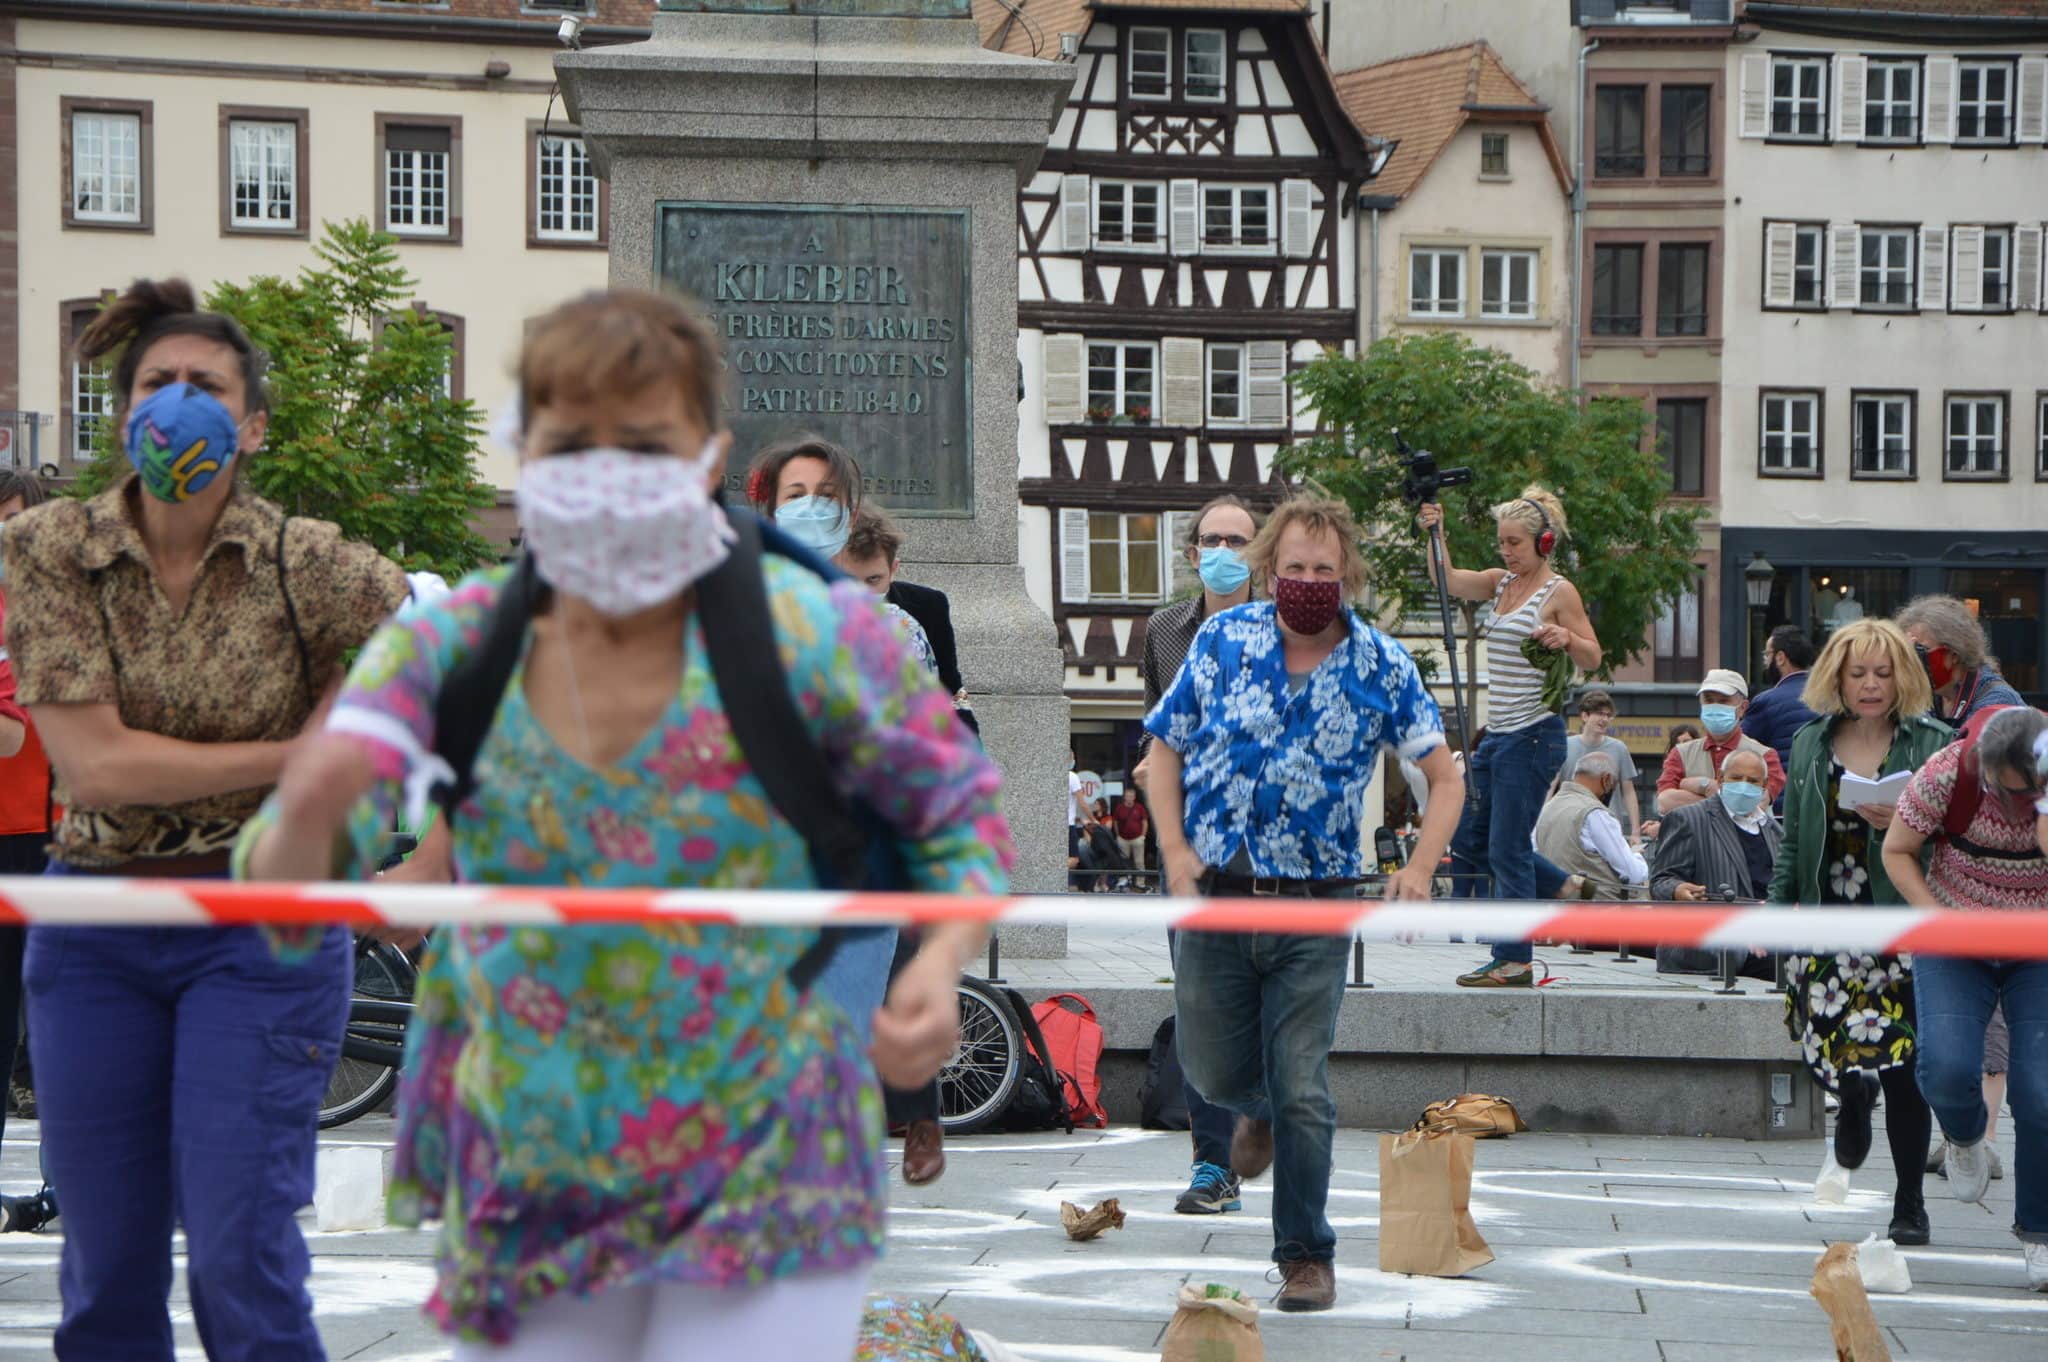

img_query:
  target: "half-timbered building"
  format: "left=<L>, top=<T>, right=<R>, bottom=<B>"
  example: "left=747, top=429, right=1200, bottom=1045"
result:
left=976, top=0, right=1379, bottom=773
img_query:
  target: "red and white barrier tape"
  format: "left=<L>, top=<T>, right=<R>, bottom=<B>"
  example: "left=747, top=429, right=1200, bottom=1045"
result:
left=0, top=880, right=2044, bottom=959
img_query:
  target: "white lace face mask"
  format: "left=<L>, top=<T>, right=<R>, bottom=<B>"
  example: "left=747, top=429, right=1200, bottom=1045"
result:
left=514, top=444, right=734, bottom=618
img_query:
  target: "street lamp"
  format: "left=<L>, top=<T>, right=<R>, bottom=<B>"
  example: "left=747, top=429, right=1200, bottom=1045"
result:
left=1744, top=552, right=1776, bottom=692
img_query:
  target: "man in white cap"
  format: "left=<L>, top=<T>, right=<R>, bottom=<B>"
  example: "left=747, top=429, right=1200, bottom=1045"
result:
left=1656, top=667, right=1785, bottom=814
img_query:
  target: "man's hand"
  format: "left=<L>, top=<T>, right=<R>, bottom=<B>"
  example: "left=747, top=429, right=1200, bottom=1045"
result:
left=1383, top=863, right=1435, bottom=901
left=1161, top=842, right=1206, bottom=899
left=1687, top=776, right=1718, bottom=798
left=870, top=948, right=962, bottom=1090
left=1855, top=803, right=1895, bottom=832
left=1673, top=881, right=1708, bottom=903
left=1638, top=819, right=1661, bottom=840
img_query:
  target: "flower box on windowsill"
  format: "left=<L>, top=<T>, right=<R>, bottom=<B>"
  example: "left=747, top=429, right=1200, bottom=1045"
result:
left=1085, top=406, right=1115, bottom=424
left=1126, top=409, right=1153, bottom=426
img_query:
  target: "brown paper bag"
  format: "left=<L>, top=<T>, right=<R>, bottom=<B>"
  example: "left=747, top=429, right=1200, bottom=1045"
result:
left=1810, top=1241, right=1894, bottom=1362
left=1160, top=1284, right=1264, bottom=1362
left=1377, top=1127, right=1494, bottom=1276
left=1057, top=1198, right=1125, bottom=1241
left=1419, top=1092, right=1529, bottom=1138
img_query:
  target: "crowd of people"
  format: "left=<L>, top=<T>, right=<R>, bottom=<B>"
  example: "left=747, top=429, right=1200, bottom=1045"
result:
left=0, top=273, right=2038, bottom=1362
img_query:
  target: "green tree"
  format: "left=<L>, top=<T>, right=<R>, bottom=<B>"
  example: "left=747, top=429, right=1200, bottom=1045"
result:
left=76, top=219, right=495, bottom=579
left=1282, top=332, right=1706, bottom=726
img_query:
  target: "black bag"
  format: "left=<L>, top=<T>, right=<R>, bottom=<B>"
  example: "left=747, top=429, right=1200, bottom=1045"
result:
left=427, top=510, right=904, bottom=988
left=997, top=986, right=1075, bottom=1134
left=1139, top=1015, right=1191, bottom=1131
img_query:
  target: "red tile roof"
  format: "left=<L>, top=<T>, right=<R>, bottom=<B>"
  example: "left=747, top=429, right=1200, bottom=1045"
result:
left=1333, top=42, right=1569, bottom=201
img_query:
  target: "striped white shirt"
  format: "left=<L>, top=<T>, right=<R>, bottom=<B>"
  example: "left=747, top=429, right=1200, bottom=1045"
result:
left=1484, top=572, right=1563, bottom=734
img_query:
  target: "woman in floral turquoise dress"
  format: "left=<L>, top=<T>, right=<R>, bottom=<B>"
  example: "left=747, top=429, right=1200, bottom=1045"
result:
left=238, top=290, right=1012, bottom=1359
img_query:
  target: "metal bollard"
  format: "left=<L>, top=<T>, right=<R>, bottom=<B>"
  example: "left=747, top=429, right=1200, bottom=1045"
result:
left=984, top=931, right=1004, bottom=984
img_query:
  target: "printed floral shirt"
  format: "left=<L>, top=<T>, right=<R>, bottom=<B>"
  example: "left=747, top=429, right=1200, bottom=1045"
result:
left=235, top=557, right=1014, bottom=1343
left=1144, top=602, right=1444, bottom=880
left=4, top=476, right=406, bottom=864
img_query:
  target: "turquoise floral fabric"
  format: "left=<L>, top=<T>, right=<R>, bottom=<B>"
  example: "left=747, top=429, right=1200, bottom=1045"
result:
left=236, top=557, right=1012, bottom=1343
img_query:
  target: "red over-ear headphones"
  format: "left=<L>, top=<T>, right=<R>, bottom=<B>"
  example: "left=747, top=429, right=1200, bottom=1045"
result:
left=1524, top=499, right=1557, bottom=557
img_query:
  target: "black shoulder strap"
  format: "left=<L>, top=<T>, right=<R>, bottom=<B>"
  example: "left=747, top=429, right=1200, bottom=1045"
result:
left=695, top=514, right=872, bottom=891
left=431, top=554, right=542, bottom=819
left=274, top=516, right=313, bottom=705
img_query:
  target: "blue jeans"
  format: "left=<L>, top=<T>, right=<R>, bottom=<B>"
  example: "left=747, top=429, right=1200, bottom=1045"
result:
left=813, top=926, right=897, bottom=1048
left=26, top=913, right=351, bottom=1361
left=1913, top=955, right=2048, bottom=1241
left=1173, top=927, right=1350, bottom=1262
left=1449, top=715, right=1569, bottom=965
left=1168, top=930, right=1238, bottom=1168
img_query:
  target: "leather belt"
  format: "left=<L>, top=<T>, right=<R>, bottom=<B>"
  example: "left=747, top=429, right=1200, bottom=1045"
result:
left=68, top=849, right=235, bottom=879
left=1208, top=873, right=1363, bottom=900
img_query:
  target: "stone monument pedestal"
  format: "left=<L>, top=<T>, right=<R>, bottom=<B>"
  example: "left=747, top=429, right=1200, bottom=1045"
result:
left=559, top=6, right=1074, bottom=954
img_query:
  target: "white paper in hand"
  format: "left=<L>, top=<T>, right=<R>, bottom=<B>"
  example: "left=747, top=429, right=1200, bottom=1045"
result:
left=1838, top=770, right=1912, bottom=809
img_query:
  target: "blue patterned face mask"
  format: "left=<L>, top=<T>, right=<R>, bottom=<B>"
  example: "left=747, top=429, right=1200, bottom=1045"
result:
left=775, top=495, right=851, bottom=559
left=124, top=382, right=247, bottom=503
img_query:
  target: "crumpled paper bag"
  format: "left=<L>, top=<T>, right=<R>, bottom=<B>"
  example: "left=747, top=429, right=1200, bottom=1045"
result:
left=1811, top=1241, right=1893, bottom=1362
left=1856, top=1234, right=1912, bottom=1295
left=1058, top=1197, right=1125, bottom=1241
left=1160, top=1284, right=1264, bottom=1362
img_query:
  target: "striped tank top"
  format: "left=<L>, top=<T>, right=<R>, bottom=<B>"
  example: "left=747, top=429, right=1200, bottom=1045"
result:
left=1485, top=572, right=1564, bottom=734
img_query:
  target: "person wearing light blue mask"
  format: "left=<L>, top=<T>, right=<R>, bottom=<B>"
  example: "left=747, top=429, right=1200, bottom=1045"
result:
left=1656, top=667, right=1785, bottom=816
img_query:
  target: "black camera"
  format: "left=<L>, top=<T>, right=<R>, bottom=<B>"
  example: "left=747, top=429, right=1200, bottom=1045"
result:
left=1394, top=430, right=1475, bottom=506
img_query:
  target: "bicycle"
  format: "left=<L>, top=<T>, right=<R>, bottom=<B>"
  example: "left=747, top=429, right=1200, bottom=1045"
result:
left=319, top=934, right=418, bottom=1130
left=935, top=976, right=1025, bottom=1135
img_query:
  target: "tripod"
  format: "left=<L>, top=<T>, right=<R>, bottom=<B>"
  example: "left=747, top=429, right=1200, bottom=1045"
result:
left=1424, top=519, right=1479, bottom=808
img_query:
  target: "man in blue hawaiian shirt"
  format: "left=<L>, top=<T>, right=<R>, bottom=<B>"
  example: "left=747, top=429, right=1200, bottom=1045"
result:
left=1144, top=496, right=1463, bottom=1313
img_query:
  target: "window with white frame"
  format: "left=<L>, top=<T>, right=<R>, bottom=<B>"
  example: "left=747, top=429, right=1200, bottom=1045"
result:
left=1864, top=59, right=1920, bottom=141
left=1201, top=184, right=1273, bottom=250
left=1186, top=30, right=1226, bottom=101
left=1480, top=133, right=1509, bottom=176
left=1792, top=224, right=1826, bottom=307
left=71, top=109, right=142, bottom=223
left=1206, top=343, right=1246, bottom=424
left=1859, top=226, right=1915, bottom=309
left=1770, top=56, right=1829, bottom=140
left=229, top=119, right=296, bottom=229
left=1129, top=28, right=1171, bottom=100
left=1088, top=512, right=1164, bottom=602
left=71, top=348, right=109, bottom=461
left=384, top=124, right=451, bottom=236
left=1945, top=394, right=2005, bottom=478
left=1410, top=248, right=1466, bottom=317
left=1852, top=391, right=1914, bottom=477
left=1966, top=226, right=2013, bottom=310
left=1092, top=181, right=1163, bottom=249
left=1653, top=574, right=1703, bottom=684
left=1760, top=391, right=1821, bottom=475
left=536, top=133, right=598, bottom=241
left=1480, top=249, right=1537, bottom=319
left=1957, top=59, right=2014, bottom=144
left=1087, top=341, right=1156, bottom=418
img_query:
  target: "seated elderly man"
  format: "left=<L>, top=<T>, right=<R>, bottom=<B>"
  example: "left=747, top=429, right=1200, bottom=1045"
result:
left=1533, top=750, right=1646, bottom=900
left=1651, top=748, right=1780, bottom=904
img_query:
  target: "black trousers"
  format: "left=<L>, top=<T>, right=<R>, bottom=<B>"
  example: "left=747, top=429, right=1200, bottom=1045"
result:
left=0, top=832, right=48, bottom=1150
left=883, top=928, right=940, bottom=1125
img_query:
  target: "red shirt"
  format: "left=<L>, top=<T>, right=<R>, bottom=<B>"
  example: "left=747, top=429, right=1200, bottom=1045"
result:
left=1657, top=729, right=1786, bottom=803
left=1112, top=800, right=1149, bottom=840
left=0, top=593, right=53, bottom=838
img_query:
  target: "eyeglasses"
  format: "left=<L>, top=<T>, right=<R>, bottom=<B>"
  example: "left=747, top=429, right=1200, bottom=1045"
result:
left=1981, top=771, right=2045, bottom=818
left=1198, top=534, right=1251, bottom=549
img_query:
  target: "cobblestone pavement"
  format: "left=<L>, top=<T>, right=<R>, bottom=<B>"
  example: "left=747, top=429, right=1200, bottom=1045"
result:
left=0, top=1107, right=2036, bottom=1360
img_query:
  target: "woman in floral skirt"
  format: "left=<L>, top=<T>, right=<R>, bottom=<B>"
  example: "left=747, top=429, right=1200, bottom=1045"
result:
left=239, top=289, right=1013, bottom=1358
left=1769, top=618, right=1950, bottom=1244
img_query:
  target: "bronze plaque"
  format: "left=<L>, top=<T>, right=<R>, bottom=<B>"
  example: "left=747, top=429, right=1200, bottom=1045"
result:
left=655, top=204, right=973, bottom=517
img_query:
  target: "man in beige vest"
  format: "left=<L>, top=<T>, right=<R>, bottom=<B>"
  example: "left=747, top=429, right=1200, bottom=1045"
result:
left=1533, top=751, right=1647, bottom=901
left=1656, top=668, right=1785, bottom=815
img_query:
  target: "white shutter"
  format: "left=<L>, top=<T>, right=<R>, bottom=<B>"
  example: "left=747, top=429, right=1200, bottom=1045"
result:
left=1059, top=508, right=1092, bottom=605
left=1919, top=226, right=1949, bottom=312
left=1169, top=179, right=1200, bottom=257
left=1246, top=340, right=1287, bottom=427
left=1162, top=511, right=1196, bottom=597
left=1925, top=56, right=1958, bottom=143
left=1281, top=179, right=1313, bottom=259
left=1834, top=55, right=1868, bottom=143
left=1060, top=174, right=1091, bottom=252
left=1739, top=53, right=1770, bottom=139
left=1042, top=333, right=1085, bottom=424
left=1828, top=224, right=1861, bottom=309
left=2016, top=224, right=2043, bottom=312
left=1764, top=222, right=1798, bottom=308
left=1160, top=338, right=1205, bottom=427
left=1951, top=225, right=1984, bottom=312
left=2019, top=57, right=2048, bottom=143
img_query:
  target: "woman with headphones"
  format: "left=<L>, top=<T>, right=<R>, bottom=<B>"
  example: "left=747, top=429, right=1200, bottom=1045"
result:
left=1419, top=487, right=1603, bottom=987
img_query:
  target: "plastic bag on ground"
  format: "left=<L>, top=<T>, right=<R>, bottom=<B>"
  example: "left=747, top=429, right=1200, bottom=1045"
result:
left=1814, top=1148, right=1851, bottom=1205
left=1856, top=1234, right=1912, bottom=1294
left=313, top=1146, right=386, bottom=1232
left=1160, top=1284, right=1264, bottom=1362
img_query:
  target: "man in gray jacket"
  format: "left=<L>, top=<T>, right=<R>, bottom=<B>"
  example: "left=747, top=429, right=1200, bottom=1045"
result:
left=1534, top=751, right=1646, bottom=900
left=1651, top=749, right=1781, bottom=904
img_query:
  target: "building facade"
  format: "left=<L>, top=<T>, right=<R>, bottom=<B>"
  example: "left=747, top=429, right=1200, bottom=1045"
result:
left=3, top=0, right=652, bottom=514
left=1719, top=0, right=2048, bottom=700
left=977, top=0, right=1375, bottom=776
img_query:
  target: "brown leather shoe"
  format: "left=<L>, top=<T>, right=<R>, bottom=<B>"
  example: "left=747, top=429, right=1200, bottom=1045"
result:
left=1229, top=1116, right=1274, bottom=1180
left=901, top=1118, right=946, bottom=1186
left=1276, top=1258, right=1336, bottom=1312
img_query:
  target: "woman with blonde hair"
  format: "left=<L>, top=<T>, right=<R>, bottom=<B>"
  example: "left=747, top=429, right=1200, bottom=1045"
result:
left=1419, top=487, right=1602, bottom=988
left=1769, top=617, right=1950, bottom=1246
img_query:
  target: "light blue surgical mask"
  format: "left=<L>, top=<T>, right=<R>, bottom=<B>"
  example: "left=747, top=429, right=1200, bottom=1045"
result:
left=775, top=495, right=850, bottom=559
left=1718, top=780, right=1765, bottom=818
left=1197, top=546, right=1250, bottom=595
left=1700, top=703, right=1740, bottom=737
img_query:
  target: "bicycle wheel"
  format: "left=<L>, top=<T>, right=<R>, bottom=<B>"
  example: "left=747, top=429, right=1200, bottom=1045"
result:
left=937, top=976, right=1023, bottom=1136
left=320, top=940, right=416, bottom=1130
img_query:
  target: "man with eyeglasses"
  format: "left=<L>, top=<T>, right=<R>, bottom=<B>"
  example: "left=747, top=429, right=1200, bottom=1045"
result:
left=1135, top=494, right=1260, bottom=1220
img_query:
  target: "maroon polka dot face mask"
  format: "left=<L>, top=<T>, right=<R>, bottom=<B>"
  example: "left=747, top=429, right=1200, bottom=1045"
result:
left=1274, top=576, right=1342, bottom=637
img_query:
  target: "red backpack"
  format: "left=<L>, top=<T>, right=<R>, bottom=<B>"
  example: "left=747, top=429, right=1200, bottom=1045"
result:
left=1941, top=705, right=2018, bottom=838
left=1029, top=993, right=1109, bottom=1129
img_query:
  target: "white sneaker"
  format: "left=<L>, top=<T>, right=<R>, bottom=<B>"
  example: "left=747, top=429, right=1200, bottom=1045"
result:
left=2025, top=1241, right=2048, bottom=1292
left=1948, top=1138, right=1993, bottom=1205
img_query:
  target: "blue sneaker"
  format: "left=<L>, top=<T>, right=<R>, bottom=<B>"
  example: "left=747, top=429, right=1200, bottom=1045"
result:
left=1175, top=1161, right=1243, bottom=1215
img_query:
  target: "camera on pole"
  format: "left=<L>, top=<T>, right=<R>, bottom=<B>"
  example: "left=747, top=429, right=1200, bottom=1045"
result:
left=1391, top=430, right=1477, bottom=795
left=1396, top=431, right=1475, bottom=506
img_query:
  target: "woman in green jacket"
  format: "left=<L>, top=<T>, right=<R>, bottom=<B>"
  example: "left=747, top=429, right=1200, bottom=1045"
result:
left=1769, top=617, right=1951, bottom=1246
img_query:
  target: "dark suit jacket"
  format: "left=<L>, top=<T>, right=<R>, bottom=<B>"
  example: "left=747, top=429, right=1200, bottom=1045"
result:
left=887, top=579, right=977, bottom=735
left=1742, top=670, right=1818, bottom=772
left=1650, top=798, right=1782, bottom=902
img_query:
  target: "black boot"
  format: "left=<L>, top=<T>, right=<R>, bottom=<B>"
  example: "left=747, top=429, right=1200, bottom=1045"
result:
left=1834, top=1071, right=1878, bottom=1171
left=1889, top=1181, right=1929, bottom=1246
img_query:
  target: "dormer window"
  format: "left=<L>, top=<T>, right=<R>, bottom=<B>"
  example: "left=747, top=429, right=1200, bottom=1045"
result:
left=1130, top=29, right=1171, bottom=100
left=1127, top=27, right=1230, bottom=103
left=1186, top=30, right=1227, bottom=102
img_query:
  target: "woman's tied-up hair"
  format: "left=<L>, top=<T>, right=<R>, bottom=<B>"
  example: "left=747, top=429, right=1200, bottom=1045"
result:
left=76, top=278, right=269, bottom=421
